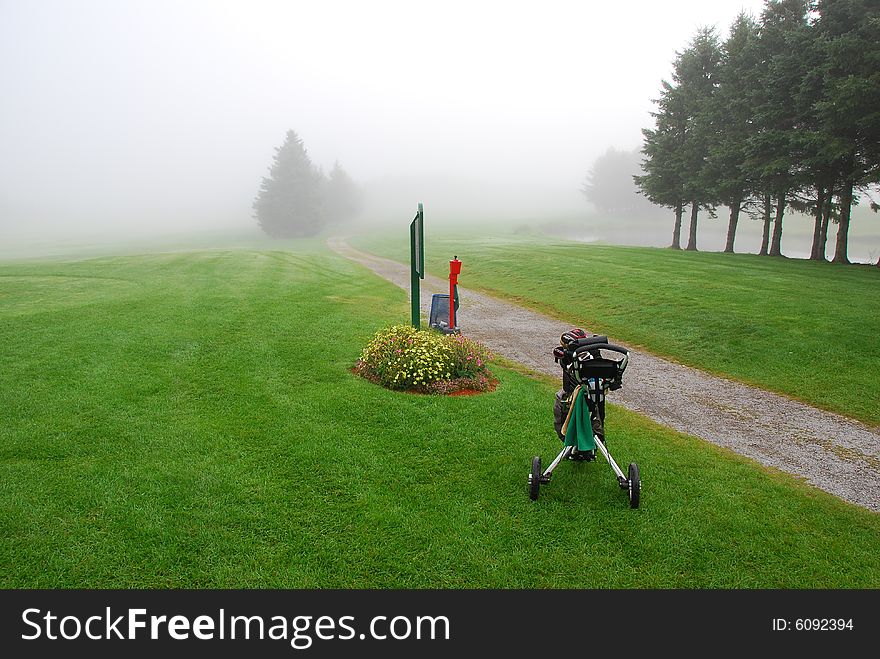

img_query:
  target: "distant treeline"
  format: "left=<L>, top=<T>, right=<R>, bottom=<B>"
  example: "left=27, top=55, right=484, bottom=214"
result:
left=253, top=130, right=362, bottom=238
left=635, top=0, right=879, bottom=264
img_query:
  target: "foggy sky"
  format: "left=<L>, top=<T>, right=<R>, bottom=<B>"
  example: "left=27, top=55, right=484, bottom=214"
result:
left=1, top=0, right=768, bottom=236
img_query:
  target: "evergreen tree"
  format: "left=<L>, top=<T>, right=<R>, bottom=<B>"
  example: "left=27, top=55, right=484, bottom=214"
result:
left=253, top=130, right=326, bottom=238
left=636, top=0, right=879, bottom=263
left=746, top=0, right=813, bottom=257
left=814, top=0, right=880, bottom=263
left=635, top=56, right=694, bottom=249
left=582, top=147, right=659, bottom=216
left=707, top=13, right=762, bottom=253
left=637, top=28, right=721, bottom=252
left=795, top=8, right=840, bottom=261
left=635, top=104, right=687, bottom=249
left=323, top=161, right=362, bottom=225
left=676, top=27, right=723, bottom=252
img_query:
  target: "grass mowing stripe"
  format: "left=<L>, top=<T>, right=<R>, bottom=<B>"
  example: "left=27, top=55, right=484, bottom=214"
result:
left=0, top=246, right=877, bottom=588
left=351, top=230, right=880, bottom=426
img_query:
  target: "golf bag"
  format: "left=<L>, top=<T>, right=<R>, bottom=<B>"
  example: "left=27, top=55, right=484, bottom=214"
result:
left=552, top=328, right=620, bottom=444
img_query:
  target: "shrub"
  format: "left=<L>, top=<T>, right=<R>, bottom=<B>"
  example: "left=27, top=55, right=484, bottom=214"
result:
left=354, top=325, right=494, bottom=394
left=447, top=333, right=492, bottom=378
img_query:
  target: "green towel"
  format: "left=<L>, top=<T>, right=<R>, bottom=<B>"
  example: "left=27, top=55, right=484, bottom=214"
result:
left=563, top=388, right=597, bottom=451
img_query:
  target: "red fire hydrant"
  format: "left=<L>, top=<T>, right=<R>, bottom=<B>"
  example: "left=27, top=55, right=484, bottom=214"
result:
left=449, top=256, right=461, bottom=330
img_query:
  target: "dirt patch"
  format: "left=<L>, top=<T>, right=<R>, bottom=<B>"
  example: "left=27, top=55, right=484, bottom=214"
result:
left=447, top=382, right=498, bottom=396
left=330, top=237, right=880, bottom=512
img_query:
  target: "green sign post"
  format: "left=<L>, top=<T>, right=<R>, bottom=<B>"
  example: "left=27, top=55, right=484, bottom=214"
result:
left=410, top=202, right=424, bottom=328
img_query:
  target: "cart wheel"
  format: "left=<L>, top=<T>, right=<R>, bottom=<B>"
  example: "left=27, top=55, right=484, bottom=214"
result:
left=627, top=462, right=641, bottom=509
left=529, top=456, right=542, bottom=501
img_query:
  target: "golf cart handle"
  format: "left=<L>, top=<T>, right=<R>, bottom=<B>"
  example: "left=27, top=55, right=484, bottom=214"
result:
left=570, top=335, right=608, bottom=348
left=573, top=342, right=628, bottom=356
left=574, top=343, right=630, bottom=374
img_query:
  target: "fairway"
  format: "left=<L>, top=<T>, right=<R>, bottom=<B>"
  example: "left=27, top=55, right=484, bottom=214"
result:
left=353, top=230, right=880, bottom=426
left=1, top=246, right=878, bottom=588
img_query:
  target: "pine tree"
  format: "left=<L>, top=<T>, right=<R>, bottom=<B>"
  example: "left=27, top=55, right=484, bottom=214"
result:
left=636, top=28, right=721, bottom=251
left=795, top=9, right=840, bottom=262
left=676, top=27, right=723, bottom=252
left=323, top=161, right=362, bottom=225
left=252, top=131, right=326, bottom=238
left=582, top=147, right=659, bottom=217
left=635, top=111, right=686, bottom=249
left=635, top=68, right=692, bottom=248
left=746, top=0, right=813, bottom=257
left=814, top=0, right=880, bottom=264
left=707, top=13, right=762, bottom=253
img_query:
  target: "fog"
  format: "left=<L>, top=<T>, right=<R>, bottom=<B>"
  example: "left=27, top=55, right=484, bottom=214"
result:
left=7, top=0, right=873, bottom=259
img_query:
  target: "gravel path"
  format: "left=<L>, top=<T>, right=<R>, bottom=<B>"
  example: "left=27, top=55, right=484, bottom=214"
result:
left=328, top=238, right=880, bottom=512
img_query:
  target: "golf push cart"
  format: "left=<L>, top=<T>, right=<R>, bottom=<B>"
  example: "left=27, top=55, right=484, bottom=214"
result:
left=528, top=329, right=641, bottom=508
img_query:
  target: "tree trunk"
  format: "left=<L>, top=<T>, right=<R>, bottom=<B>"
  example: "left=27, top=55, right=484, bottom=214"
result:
left=670, top=201, right=683, bottom=249
left=724, top=197, right=741, bottom=253
left=685, top=201, right=698, bottom=251
left=818, top=188, right=833, bottom=260
left=769, top=191, right=785, bottom=257
left=809, top=186, right=826, bottom=260
left=759, top=193, right=772, bottom=256
left=832, top=180, right=853, bottom=264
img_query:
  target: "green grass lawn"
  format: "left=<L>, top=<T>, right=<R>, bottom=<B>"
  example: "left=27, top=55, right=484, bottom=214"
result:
left=352, top=229, right=880, bottom=426
left=1, top=245, right=878, bottom=588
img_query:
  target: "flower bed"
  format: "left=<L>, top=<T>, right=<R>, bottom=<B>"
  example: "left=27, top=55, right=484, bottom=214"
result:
left=354, top=325, right=495, bottom=394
